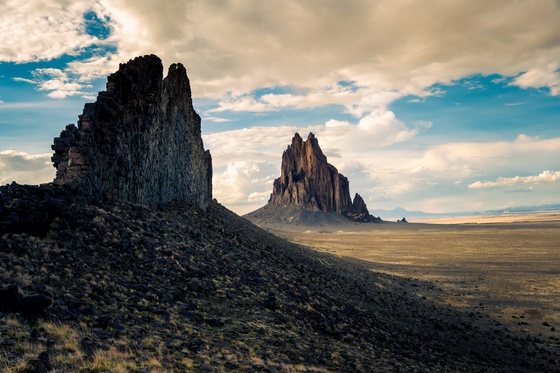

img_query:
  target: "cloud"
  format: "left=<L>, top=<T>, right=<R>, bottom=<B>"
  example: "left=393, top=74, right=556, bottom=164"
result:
left=468, top=170, right=560, bottom=189
left=512, top=62, right=560, bottom=95
left=3, top=0, right=560, bottom=105
left=0, top=150, right=54, bottom=185
left=0, top=1, right=101, bottom=62
left=12, top=77, right=37, bottom=84
left=203, top=116, right=232, bottom=123
left=212, top=160, right=277, bottom=214
left=12, top=61, right=107, bottom=99
left=206, top=127, right=560, bottom=213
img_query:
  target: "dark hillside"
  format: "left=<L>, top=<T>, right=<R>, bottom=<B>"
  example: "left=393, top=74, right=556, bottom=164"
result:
left=1, top=189, right=558, bottom=371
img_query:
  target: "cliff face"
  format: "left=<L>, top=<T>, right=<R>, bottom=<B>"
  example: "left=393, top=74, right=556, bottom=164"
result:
left=250, top=132, right=378, bottom=224
left=345, top=193, right=373, bottom=222
left=51, top=55, right=212, bottom=209
left=269, top=133, right=352, bottom=213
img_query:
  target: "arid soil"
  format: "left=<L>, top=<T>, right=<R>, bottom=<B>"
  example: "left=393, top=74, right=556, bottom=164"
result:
left=262, top=215, right=560, bottom=353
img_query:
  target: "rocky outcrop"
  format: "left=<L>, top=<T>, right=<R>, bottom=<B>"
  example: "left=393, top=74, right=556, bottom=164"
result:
left=51, top=54, right=212, bottom=209
left=250, top=132, right=377, bottom=224
left=269, top=133, right=352, bottom=213
left=343, top=192, right=374, bottom=222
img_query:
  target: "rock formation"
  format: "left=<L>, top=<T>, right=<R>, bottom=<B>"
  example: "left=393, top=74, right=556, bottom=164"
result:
left=51, top=54, right=212, bottom=209
left=269, top=133, right=352, bottom=213
left=247, top=132, right=379, bottom=224
left=344, top=192, right=372, bottom=222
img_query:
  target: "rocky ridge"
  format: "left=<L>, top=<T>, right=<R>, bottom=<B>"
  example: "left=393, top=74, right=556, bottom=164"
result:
left=247, top=133, right=379, bottom=224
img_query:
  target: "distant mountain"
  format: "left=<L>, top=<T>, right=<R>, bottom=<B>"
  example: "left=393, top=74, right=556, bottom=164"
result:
left=482, top=203, right=560, bottom=215
left=371, top=203, right=560, bottom=220
left=246, top=132, right=380, bottom=225
left=369, top=207, right=457, bottom=220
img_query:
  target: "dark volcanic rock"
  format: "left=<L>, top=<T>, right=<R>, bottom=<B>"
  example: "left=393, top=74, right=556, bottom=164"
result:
left=51, top=54, right=212, bottom=209
left=247, top=132, right=379, bottom=224
left=1, top=200, right=558, bottom=372
left=0, top=284, right=52, bottom=318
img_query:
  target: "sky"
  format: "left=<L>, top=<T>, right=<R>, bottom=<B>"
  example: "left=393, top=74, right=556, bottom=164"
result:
left=1, top=0, right=560, bottom=215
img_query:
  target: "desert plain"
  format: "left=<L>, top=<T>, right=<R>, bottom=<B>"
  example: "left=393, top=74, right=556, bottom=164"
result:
left=262, top=213, right=560, bottom=347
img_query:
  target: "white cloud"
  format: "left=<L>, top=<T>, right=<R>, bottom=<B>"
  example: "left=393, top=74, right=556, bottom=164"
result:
left=203, top=116, right=232, bottom=123
left=3, top=0, right=560, bottom=106
left=0, top=1, right=102, bottom=62
left=206, top=126, right=560, bottom=213
left=212, top=160, right=277, bottom=214
left=468, top=170, right=560, bottom=189
left=12, top=77, right=37, bottom=84
left=512, top=62, right=560, bottom=95
left=13, top=62, right=102, bottom=99
left=0, top=150, right=54, bottom=185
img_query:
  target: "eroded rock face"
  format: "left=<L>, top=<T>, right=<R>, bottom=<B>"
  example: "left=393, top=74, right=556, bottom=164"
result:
left=265, top=132, right=378, bottom=222
left=269, top=133, right=352, bottom=213
left=348, top=192, right=368, bottom=216
left=51, top=55, right=212, bottom=209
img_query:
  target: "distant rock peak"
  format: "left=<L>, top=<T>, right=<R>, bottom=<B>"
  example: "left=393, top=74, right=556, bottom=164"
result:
left=51, top=54, right=212, bottom=209
left=260, top=132, right=378, bottom=223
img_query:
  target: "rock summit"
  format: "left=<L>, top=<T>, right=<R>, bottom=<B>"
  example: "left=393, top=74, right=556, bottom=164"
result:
left=51, top=54, right=212, bottom=209
left=246, top=132, right=379, bottom=225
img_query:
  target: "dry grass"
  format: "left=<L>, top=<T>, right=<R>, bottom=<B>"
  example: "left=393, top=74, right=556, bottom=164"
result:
left=89, top=346, right=138, bottom=372
left=267, top=216, right=560, bottom=339
left=0, top=316, right=168, bottom=372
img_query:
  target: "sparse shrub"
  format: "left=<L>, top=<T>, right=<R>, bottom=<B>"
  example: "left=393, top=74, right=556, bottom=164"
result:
left=89, top=346, right=138, bottom=372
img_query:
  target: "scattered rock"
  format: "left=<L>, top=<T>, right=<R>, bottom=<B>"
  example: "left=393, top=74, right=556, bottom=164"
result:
left=22, top=351, right=51, bottom=373
left=0, top=284, right=52, bottom=318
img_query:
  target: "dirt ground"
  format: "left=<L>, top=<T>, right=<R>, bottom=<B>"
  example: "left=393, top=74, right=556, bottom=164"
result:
left=260, top=214, right=560, bottom=342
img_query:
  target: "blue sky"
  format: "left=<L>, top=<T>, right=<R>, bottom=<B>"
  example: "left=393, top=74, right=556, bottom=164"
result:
left=1, top=0, right=560, bottom=215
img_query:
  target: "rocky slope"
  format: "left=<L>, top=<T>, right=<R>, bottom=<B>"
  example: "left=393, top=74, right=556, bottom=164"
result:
left=247, top=133, right=379, bottom=225
left=1, top=192, right=559, bottom=372
left=1, top=55, right=558, bottom=371
left=52, top=55, right=212, bottom=209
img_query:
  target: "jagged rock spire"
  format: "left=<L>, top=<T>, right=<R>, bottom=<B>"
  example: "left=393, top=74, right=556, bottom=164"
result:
left=246, top=132, right=379, bottom=224
left=269, top=132, right=352, bottom=213
left=51, top=55, right=212, bottom=209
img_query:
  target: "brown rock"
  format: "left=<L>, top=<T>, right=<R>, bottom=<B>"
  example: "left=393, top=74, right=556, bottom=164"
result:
left=248, top=132, right=379, bottom=224
left=269, top=133, right=352, bottom=213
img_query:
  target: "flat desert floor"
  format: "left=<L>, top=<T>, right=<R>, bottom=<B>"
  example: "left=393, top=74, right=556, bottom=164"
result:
left=260, top=213, right=560, bottom=343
